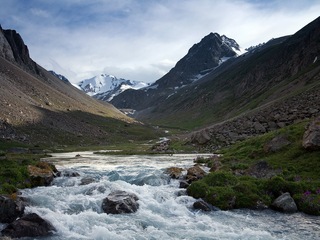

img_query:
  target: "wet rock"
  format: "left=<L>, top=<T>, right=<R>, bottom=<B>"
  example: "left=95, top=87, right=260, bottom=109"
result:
left=302, top=116, right=320, bottom=150
left=186, top=165, right=206, bottom=183
left=271, top=192, right=298, bottom=213
left=0, top=195, right=25, bottom=223
left=28, top=162, right=56, bottom=187
left=63, top=171, right=80, bottom=177
left=165, top=167, right=184, bottom=179
left=102, top=191, right=139, bottom=214
left=80, top=177, right=96, bottom=185
left=179, top=181, right=190, bottom=189
left=193, top=200, right=212, bottom=211
left=1, top=213, right=56, bottom=238
left=263, top=135, right=291, bottom=153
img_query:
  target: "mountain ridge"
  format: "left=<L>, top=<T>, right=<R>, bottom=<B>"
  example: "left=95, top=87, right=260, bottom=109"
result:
left=110, top=32, right=242, bottom=110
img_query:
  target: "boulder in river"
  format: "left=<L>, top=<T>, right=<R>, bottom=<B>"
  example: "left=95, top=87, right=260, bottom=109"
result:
left=28, top=162, right=57, bottom=187
left=186, top=165, right=206, bottom=183
left=102, top=190, right=139, bottom=214
left=0, top=195, right=25, bottom=223
left=165, top=167, right=184, bottom=179
left=1, top=213, right=56, bottom=238
left=193, top=200, right=212, bottom=211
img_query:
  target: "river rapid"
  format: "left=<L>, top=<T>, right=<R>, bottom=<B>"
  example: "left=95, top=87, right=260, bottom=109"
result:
left=6, top=152, right=320, bottom=239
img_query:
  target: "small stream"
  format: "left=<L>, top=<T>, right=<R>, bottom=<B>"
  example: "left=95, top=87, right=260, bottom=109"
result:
left=4, top=152, right=320, bottom=239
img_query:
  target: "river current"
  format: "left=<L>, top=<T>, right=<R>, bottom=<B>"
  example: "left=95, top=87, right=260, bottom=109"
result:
left=4, top=152, right=320, bottom=239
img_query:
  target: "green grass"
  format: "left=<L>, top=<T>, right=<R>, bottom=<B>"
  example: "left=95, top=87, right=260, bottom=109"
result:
left=0, top=153, right=43, bottom=194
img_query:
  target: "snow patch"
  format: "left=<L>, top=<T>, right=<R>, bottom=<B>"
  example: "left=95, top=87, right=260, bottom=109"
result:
left=313, top=56, right=318, bottom=63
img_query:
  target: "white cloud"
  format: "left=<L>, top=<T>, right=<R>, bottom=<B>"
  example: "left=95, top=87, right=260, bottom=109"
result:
left=1, top=0, right=320, bottom=83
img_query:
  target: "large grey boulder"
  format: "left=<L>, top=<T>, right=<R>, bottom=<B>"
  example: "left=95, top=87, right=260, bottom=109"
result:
left=102, top=191, right=139, bottom=214
left=271, top=192, right=298, bottom=213
left=191, top=130, right=211, bottom=144
left=303, top=117, right=320, bottom=150
left=1, top=213, right=55, bottom=238
left=0, top=195, right=25, bottom=223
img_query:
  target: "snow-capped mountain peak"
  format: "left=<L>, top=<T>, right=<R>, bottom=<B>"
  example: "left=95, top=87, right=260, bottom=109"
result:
left=78, top=74, right=149, bottom=101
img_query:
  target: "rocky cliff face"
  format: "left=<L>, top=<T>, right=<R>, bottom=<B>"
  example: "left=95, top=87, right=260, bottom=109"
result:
left=0, top=25, right=15, bottom=61
left=2, top=28, right=40, bottom=75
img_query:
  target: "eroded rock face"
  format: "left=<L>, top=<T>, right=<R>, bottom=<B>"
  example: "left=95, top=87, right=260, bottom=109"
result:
left=0, top=195, right=24, bottom=223
left=303, top=116, right=320, bottom=150
left=271, top=192, right=298, bottom=213
left=1, top=213, right=55, bottom=238
left=102, top=191, right=139, bottom=214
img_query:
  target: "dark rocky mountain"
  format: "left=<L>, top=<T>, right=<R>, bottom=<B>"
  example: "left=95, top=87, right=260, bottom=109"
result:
left=110, top=33, right=242, bottom=110
left=0, top=26, right=158, bottom=146
left=0, top=25, right=40, bottom=75
left=113, top=17, right=320, bottom=133
left=48, top=70, right=70, bottom=83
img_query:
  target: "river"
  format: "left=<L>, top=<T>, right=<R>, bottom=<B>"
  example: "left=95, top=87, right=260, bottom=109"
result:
left=7, top=152, right=320, bottom=239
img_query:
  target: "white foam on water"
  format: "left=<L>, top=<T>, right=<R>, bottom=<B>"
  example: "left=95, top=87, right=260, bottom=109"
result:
left=18, top=153, right=320, bottom=240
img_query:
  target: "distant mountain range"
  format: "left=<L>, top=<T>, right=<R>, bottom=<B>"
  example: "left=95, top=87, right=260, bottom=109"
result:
left=77, top=74, right=149, bottom=101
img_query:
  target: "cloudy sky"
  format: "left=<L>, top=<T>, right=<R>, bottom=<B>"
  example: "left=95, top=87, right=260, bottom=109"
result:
left=1, top=0, right=320, bottom=83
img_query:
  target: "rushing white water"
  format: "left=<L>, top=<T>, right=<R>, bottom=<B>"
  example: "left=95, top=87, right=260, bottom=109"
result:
left=6, top=152, right=320, bottom=239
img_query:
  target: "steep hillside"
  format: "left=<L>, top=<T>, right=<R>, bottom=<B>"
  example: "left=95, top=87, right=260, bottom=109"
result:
left=133, top=16, right=320, bottom=130
left=110, top=33, right=242, bottom=110
left=0, top=26, right=159, bottom=147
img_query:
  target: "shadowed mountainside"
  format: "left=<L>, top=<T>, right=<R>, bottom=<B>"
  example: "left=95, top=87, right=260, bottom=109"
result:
left=0, top=26, right=159, bottom=147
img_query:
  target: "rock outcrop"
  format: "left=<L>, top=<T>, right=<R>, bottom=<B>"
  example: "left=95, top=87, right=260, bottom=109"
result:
left=0, top=195, right=24, bottom=223
left=2, top=28, right=40, bottom=75
left=102, top=191, right=139, bottom=214
left=303, top=116, right=320, bottom=150
left=1, top=213, right=55, bottom=238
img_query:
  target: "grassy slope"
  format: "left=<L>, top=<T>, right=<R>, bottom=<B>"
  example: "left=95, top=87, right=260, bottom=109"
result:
left=187, top=120, right=320, bottom=215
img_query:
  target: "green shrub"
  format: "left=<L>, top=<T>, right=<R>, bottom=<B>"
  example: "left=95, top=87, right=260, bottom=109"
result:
left=203, top=171, right=238, bottom=187
left=294, top=193, right=320, bottom=216
left=264, top=176, right=289, bottom=196
left=233, top=180, right=261, bottom=208
left=187, top=181, right=209, bottom=199
left=0, top=183, right=17, bottom=194
left=205, top=186, right=236, bottom=210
